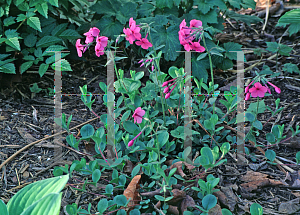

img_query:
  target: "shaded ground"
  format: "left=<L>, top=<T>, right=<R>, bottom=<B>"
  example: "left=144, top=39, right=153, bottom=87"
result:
left=1, top=3, right=300, bottom=214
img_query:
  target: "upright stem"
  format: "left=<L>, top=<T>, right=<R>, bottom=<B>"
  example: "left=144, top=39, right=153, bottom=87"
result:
left=148, top=30, right=166, bottom=124
left=202, top=36, right=215, bottom=115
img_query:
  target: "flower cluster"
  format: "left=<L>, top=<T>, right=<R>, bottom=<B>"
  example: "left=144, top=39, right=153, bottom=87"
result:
left=162, top=78, right=178, bottom=99
left=245, top=80, right=281, bottom=100
left=76, top=27, right=108, bottom=57
left=138, top=58, right=155, bottom=71
left=123, top=18, right=152, bottom=50
left=179, top=19, right=205, bottom=52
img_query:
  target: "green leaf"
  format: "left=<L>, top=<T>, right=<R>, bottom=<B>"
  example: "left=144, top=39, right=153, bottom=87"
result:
left=48, top=0, right=58, bottom=7
left=253, top=120, right=262, bottom=130
left=42, top=45, right=67, bottom=56
left=3, top=16, right=15, bottom=26
left=123, top=121, right=139, bottom=134
left=296, top=152, right=300, bottom=164
left=158, top=131, right=169, bottom=147
left=51, top=23, right=68, bottom=36
left=7, top=175, right=69, bottom=215
left=245, top=112, right=255, bottom=122
left=36, top=36, right=62, bottom=48
left=223, top=42, right=243, bottom=60
left=94, top=16, right=123, bottom=40
left=0, top=63, right=16, bottom=74
left=250, top=203, right=263, bottom=215
left=278, top=44, right=293, bottom=56
left=227, top=0, right=241, bottom=9
left=156, top=0, right=173, bottom=9
left=241, top=0, right=256, bottom=9
left=202, top=194, right=217, bottom=210
left=19, top=193, right=62, bottom=215
left=225, top=10, right=262, bottom=26
left=59, top=29, right=82, bottom=40
left=265, top=150, right=276, bottom=162
left=80, top=124, right=95, bottom=139
left=27, top=17, right=42, bottom=32
left=29, top=83, right=42, bottom=93
left=116, top=2, right=138, bottom=24
left=92, top=169, right=101, bottom=183
left=266, top=133, right=275, bottom=143
left=105, top=184, right=113, bottom=194
left=277, top=9, right=300, bottom=36
left=138, top=3, right=155, bottom=17
left=0, top=200, right=8, bottom=215
left=131, top=165, right=140, bottom=177
left=248, top=100, right=265, bottom=114
left=5, top=37, right=20, bottom=51
left=98, top=199, right=108, bottom=214
left=153, top=25, right=181, bottom=61
left=154, top=195, right=165, bottom=201
left=51, top=59, right=72, bottom=72
left=266, top=42, right=279, bottom=53
left=20, top=61, right=34, bottom=74
left=283, top=63, right=300, bottom=74
left=220, top=142, right=230, bottom=155
left=114, top=78, right=141, bottom=93
left=222, top=208, right=233, bottom=215
left=121, top=110, right=131, bottom=122
left=36, top=3, right=48, bottom=18
left=194, top=0, right=226, bottom=14
left=114, top=195, right=128, bottom=207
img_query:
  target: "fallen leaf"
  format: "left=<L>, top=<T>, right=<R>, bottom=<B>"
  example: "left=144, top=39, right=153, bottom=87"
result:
left=181, top=195, right=195, bottom=213
left=123, top=175, right=141, bottom=208
left=169, top=161, right=195, bottom=178
left=279, top=198, right=300, bottom=214
left=208, top=203, right=222, bottom=215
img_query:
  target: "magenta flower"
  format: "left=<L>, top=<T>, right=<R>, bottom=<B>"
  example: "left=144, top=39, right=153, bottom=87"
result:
left=267, top=81, right=281, bottom=94
left=249, top=82, right=268, bottom=98
left=264, top=84, right=271, bottom=94
left=123, top=28, right=136, bottom=44
left=190, top=19, right=202, bottom=28
left=245, top=92, right=250, bottom=100
left=179, top=19, right=187, bottom=30
left=132, top=107, right=145, bottom=124
left=165, top=84, right=177, bottom=99
left=135, top=37, right=152, bottom=50
left=96, top=36, right=108, bottom=48
left=162, top=78, right=177, bottom=87
left=128, top=130, right=143, bottom=147
left=189, top=41, right=205, bottom=52
left=76, top=39, right=85, bottom=57
left=95, top=43, right=104, bottom=57
left=84, top=27, right=100, bottom=37
left=245, top=80, right=254, bottom=93
left=163, top=87, right=169, bottom=93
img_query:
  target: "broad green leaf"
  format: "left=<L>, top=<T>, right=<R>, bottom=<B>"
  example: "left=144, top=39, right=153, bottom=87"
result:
left=94, top=16, right=123, bottom=40
left=114, top=195, right=127, bottom=207
left=36, top=3, right=48, bottom=18
left=48, top=0, right=58, bottom=7
left=123, top=121, right=139, bottom=134
left=51, top=59, right=72, bottom=72
left=5, top=37, right=20, bottom=51
left=36, top=36, right=62, bottom=48
left=20, top=61, right=34, bottom=74
left=0, top=200, right=8, bottom=215
left=7, top=175, right=69, bottom=215
left=27, top=17, right=42, bottom=32
left=3, top=16, right=15, bottom=26
left=202, top=194, right=217, bottom=210
left=151, top=25, right=181, bottom=61
left=223, top=42, right=243, bottom=60
left=0, top=63, right=16, bottom=74
left=80, top=124, right=95, bottom=139
left=92, top=169, right=101, bottom=183
left=225, top=10, right=262, bottom=26
left=156, top=0, right=173, bottom=9
left=282, top=63, right=300, bottom=74
left=250, top=203, right=263, bottom=215
left=265, top=150, right=276, bottom=162
left=116, top=2, right=137, bottom=24
left=59, top=29, right=82, bottom=39
left=98, top=199, right=108, bottom=214
left=51, top=23, right=68, bottom=36
left=277, top=9, right=300, bottom=36
left=253, top=120, right=262, bottom=130
left=42, top=45, right=67, bottom=56
left=19, top=193, right=62, bottom=215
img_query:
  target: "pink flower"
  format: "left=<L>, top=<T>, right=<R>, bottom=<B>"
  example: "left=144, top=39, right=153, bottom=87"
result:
left=96, top=36, right=108, bottom=48
left=129, top=17, right=136, bottom=29
left=264, top=84, right=271, bottom=94
left=76, top=39, right=85, bottom=57
left=189, top=41, right=205, bottom=52
left=245, top=80, right=254, bottom=93
left=132, top=107, right=145, bottom=124
left=123, top=27, right=136, bottom=44
left=245, top=92, right=250, bottom=100
left=249, top=82, right=268, bottom=98
left=135, top=37, right=152, bottom=50
left=179, top=19, right=187, bottom=30
left=84, top=27, right=100, bottom=37
left=165, top=84, right=177, bottom=99
left=85, top=36, right=94, bottom=44
left=128, top=130, right=144, bottom=147
left=267, top=81, right=281, bottom=94
left=95, top=43, right=104, bottom=57
left=190, top=19, right=202, bottom=28
left=151, top=65, right=154, bottom=71
left=162, top=78, right=177, bottom=87
left=163, top=87, right=169, bottom=93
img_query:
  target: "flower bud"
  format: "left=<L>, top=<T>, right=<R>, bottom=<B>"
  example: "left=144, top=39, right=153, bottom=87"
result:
left=275, top=87, right=281, bottom=94
left=128, top=140, right=134, bottom=147
left=138, top=59, right=143, bottom=64
left=163, top=87, right=169, bottom=93
left=140, top=63, right=144, bottom=67
left=245, top=92, right=250, bottom=100
left=165, top=93, right=170, bottom=99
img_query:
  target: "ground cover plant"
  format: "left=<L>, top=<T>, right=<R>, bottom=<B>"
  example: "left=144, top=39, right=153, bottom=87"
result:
left=1, top=0, right=300, bottom=215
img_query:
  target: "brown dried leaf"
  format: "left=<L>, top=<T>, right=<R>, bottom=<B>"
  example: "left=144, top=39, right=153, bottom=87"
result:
left=208, top=203, right=222, bottom=215
left=181, top=195, right=195, bottom=213
left=123, top=175, right=141, bottom=207
left=168, top=189, right=186, bottom=205
left=169, top=161, right=195, bottom=178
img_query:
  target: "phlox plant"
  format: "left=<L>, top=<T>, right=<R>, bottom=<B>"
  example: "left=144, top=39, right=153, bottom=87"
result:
left=52, top=17, right=300, bottom=215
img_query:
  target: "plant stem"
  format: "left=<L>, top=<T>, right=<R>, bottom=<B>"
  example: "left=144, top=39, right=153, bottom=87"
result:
left=148, top=30, right=166, bottom=125
left=244, top=97, right=260, bottom=144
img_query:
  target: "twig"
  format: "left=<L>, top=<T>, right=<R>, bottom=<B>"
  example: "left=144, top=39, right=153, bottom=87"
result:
left=0, top=117, right=99, bottom=169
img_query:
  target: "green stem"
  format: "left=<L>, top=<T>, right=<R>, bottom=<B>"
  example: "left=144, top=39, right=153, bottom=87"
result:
left=202, top=36, right=215, bottom=116
left=244, top=97, right=260, bottom=145
left=148, top=29, right=166, bottom=125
